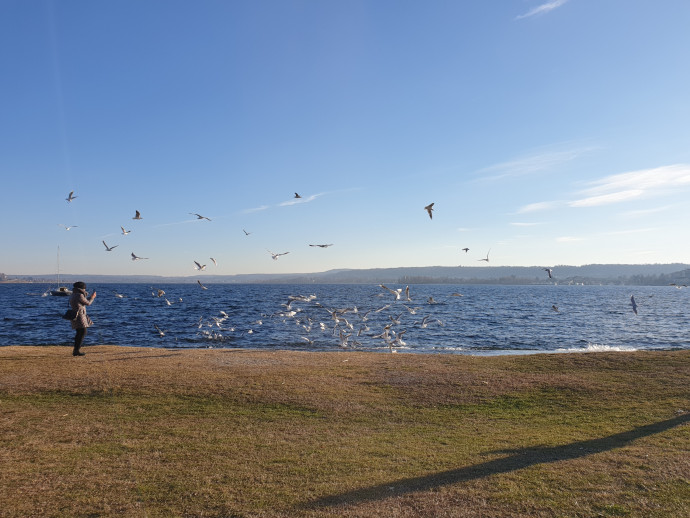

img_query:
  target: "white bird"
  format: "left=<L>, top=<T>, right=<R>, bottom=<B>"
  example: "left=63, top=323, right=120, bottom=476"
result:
left=210, top=257, right=217, bottom=266
left=197, top=280, right=208, bottom=290
left=58, top=224, right=78, bottom=230
left=424, top=203, right=434, bottom=219
left=156, top=289, right=165, bottom=297
left=630, top=295, right=638, bottom=315
left=309, top=244, right=333, bottom=248
left=132, top=210, right=142, bottom=220
left=189, top=213, right=211, bottom=221
left=153, top=324, right=165, bottom=337
left=194, top=261, right=206, bottom=271
left=65, top=191, right=77, bottom=203
left=268, top=250, right=290, bottom=260
left=102, top=241, right=118, bottom=251
left=121, top=226, right=131, bottom=235
left=379, top=284, right=402, bottom=300
left=478, top=249, right=491, bottom=262
left=404, top=285, right=411, bottom=302
left=543, top=267, right=553, bottom=279
left=131, top=252, right=148, bottom=261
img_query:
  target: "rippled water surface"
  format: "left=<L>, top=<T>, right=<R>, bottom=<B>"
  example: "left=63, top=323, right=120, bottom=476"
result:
left=2, top=283, right=689, bottom=355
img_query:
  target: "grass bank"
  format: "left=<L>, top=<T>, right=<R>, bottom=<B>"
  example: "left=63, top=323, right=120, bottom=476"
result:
left=1, top=346, right=688, bottom=517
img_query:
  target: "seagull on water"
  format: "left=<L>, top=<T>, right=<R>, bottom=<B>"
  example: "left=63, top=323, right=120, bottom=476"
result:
left=630, top=295, right=638, bottom=315
left=132, top=210, right=142, bottom=220
left=65, top=191, right=77, bottom=203
left=189, top=213, right=211, bottom=221
left=102, top=241, right=118, bottom=251
left=194, top=261, right=206, bottom=271
left=424, top=203, right=434, bottom=219
left=552, top=305, right=559, bottom=312
left=309, top=244, right=333, bottom=248
left=131, top=252, right=149, bottom=261
left=58, top=224, right=78, bottom=230
left=478, top=249, right=491, bottom=262
left=543, top=267, right=553, bottom=279
left=268, top=250, right=290, bottom=260
left=121, top=226, right=131, bottom=235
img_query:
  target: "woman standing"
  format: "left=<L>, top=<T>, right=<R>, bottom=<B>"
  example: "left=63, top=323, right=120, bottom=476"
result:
left=69, top=281, right=96, bottom=356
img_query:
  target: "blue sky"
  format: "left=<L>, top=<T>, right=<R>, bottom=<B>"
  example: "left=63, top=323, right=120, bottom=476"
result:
left=2, top=0, right=689, bottom=277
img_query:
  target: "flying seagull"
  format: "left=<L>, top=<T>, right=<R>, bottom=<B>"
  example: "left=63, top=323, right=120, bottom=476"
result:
left=193, top=261, right=206, bottom=271
left=132, top=210, right=142, bottom=220
left=552, top=305, right=559, bottom=312
left=543, top=267, right=553, bottom=279
left=424, top=203, right=434, bottom=219
left=294, top=193, right=302, bottom=198
left=121, top=226, right=131, bottom=235
left=153, top=324, right=166, bottom=337
left=102, top=241, right=118, bottom=252
left=131, top=252, right=149, bottom=261
left=65, top=191, right=77, bottom=203
left=478, top=249, right=491, bottom=262
left=268, top=250, right=290, bottom=260
left=210, top=257, right=217, bottom=266
left=58, top=224, right=78, bottom=230
left=197, top=280, right=208, bottom=290
left=189, top=213, right=211, bottom=221
left=461, top=248, right=469, bottom=253
left=309, top=244, right=333, bottom=248
left=243, top=229, right=252, bottom=236
left=630, top=295, right=638, bottom=315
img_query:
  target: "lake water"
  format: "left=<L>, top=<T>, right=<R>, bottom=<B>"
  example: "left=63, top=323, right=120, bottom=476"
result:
left=2, top=283, right=689, bottom=355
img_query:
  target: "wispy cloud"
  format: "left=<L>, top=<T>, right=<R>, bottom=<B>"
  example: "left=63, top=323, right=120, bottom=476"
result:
left=516, top=0, right=569, bottom=20
left=620, top=205, right=673, bottom=218
left=476, top=145, right=593, bottom=182
left=556, top=236, right=583, bottom=242
left=516, top=201, right=563, bottom=214
left=242, top=205, right=269, bottom=214
left=510, top=222, right=543, bottom=227
left=278, top=192, right=325, bottom=207
left=569, top=164, right=690, bottom=208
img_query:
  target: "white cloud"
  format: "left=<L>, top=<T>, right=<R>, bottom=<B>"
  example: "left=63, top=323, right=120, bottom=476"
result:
left=279, top=192, right=325, bottom=207
left=516, top=201, right=562, bottom=214
left=516, top=0, right=569, bottom=20
left=242, top=205, right=269, bottom=214
left=620, top=205, right=672, bottom=218
left=569, top=189, right=644, bottom=207
left=570, top=164, right=690, bottom=208
left=477, top=146, right=590, bottom=181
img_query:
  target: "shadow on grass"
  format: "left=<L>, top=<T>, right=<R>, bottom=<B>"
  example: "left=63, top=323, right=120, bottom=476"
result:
left=305, top=413, right=689, bottom=510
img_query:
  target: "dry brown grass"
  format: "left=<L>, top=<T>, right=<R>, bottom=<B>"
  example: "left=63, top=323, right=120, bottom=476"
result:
left=1, top=346, right=688, bottom=517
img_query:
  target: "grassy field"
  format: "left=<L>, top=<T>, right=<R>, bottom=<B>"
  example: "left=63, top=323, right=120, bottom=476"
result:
left=0, top=346, right=688, bottom=517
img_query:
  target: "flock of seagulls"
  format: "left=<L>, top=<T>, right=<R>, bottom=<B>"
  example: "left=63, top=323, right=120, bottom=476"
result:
left=61, top=191, right=338, bottom=279
left=59, top=192, right=656, bottom=349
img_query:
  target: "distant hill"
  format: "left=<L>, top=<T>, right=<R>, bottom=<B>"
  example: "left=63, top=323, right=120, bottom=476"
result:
left=3, top=264, right=690, bottom=286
